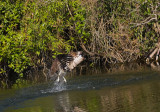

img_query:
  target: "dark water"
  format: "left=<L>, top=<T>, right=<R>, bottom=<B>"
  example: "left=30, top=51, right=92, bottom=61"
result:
left=1, top=65, right=160, bottom=112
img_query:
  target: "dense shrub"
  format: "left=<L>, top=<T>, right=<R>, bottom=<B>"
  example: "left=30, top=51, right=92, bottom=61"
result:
left=0, top=0, right=159, bottom=84
left=82, top=0, right=160, bottom=63
left=0, top=0, right=89, bottom=79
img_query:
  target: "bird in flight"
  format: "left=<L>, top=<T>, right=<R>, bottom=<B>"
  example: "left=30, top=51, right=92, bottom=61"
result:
left=49, top=51, right=84, bottom=83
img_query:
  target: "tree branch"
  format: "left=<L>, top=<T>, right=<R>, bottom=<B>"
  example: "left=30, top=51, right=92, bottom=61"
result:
left=130, top=14, right=157, bottom=27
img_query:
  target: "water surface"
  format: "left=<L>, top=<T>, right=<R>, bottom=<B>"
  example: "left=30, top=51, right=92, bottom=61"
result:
left=1, top=65, right=160, bottom=112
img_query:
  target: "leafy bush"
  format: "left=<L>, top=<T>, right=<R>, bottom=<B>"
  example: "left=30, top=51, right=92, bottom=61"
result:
left=0, top=0, right=159, bottom=86
left=0, top=0, right=89, bottom=79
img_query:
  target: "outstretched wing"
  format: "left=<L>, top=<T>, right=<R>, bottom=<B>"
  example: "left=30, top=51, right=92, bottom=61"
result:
left=57, top=54, right=74, bottom=71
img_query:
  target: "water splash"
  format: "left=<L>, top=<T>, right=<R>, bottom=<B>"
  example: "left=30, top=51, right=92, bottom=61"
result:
left=41, top=80, right=67, bottom=94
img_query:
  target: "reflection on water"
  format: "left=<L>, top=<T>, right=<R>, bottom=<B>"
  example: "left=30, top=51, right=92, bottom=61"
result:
left=1, top=64, right=160, bottom=112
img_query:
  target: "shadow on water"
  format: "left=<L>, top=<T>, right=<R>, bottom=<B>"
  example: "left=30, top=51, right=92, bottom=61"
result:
left=1, top=63, right=160, bottom=112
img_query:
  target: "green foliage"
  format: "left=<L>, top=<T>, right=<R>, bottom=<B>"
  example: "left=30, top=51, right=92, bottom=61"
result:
left=0, top=0, right=30, bottom=75
left=0, top=0, right=159, bottom=85
left=0, top=0, right=89, bottom=78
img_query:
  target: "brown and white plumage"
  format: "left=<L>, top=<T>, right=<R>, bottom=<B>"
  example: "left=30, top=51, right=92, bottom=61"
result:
left=49, top=51, right=84, bottom=82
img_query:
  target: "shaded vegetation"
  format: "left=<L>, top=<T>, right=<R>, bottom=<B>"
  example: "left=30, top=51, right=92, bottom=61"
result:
left=0, top=0, right=160, bottom=87
left=82, top=0, right=160, bottom=63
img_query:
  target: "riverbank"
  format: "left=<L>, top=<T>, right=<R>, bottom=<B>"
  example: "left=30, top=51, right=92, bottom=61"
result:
left=0, top=62, right=155, bottom=89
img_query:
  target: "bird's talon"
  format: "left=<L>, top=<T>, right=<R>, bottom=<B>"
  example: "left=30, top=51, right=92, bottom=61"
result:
left=56, top=76, right=60, bottom=82
left=63, top=77, right=67, bottom=83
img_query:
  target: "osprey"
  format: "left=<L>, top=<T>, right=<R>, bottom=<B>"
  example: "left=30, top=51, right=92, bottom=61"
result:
left=49, top=51, right=84, bottom=82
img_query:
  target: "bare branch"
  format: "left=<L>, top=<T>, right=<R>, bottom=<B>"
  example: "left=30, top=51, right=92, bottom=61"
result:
left=130, top=14, right=157, bottom=27
left=81, top=44, right=95, bottom=56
